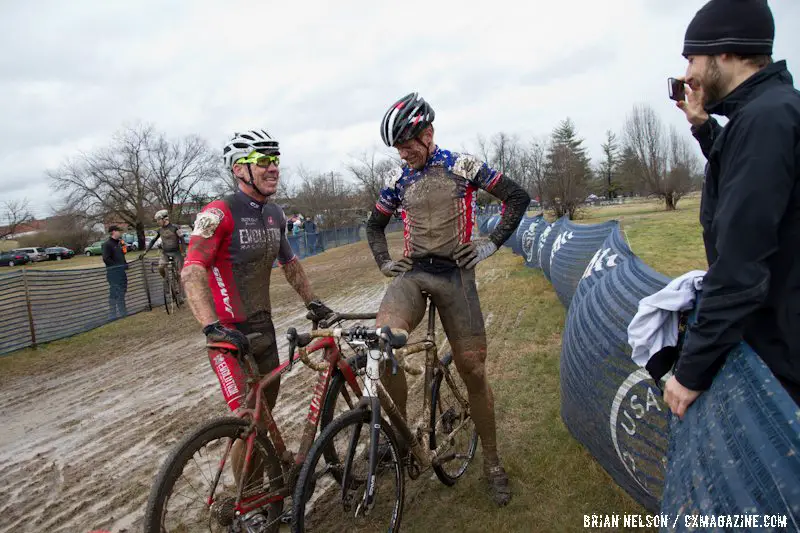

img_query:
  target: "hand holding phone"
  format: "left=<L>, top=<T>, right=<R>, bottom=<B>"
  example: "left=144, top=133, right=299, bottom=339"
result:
left=668, top=77, right=686, bottom=102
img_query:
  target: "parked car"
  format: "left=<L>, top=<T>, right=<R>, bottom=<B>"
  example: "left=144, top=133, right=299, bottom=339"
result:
left=11, top=247, right=48, bottom=262
left=85, top=241, right=104, bottom=256
left=45, top=247, right=75, bottom=261
left=122, top=233, right=138, bottom=251
left=0, top=251, right=32, bottom=267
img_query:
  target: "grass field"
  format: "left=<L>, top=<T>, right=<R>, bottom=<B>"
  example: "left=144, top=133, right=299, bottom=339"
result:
left=0, top=197, right=709, bottom=532
left=397, top=197, right=708, bottom=533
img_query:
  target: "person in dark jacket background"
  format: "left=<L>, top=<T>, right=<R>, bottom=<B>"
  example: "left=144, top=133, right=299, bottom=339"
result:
left=103, top=225, right=128, bottom=320
left=666, top=0, right=800, bottom=417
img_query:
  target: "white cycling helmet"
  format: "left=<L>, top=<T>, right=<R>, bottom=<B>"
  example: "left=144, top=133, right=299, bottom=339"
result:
left=222, top=129, right=280, bottom=170
left=154, top=209, right=169, bottom=221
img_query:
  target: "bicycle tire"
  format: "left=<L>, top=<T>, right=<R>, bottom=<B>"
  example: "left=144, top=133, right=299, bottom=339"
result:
left=171, top=266, right=184, bottom=309
left=292, top=408, right=404, bottom=533
left=430, top=352, right=479, bottom=486
left=308, top=352, right=367, bottom=484
left=163, top=275, right=174, bottom=315
left=144, top=417, right=284, bottom=533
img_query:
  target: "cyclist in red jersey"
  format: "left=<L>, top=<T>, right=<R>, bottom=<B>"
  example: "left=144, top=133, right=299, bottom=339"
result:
left=368, top=93, right=530, bottom=506
left=182, top=129, right=333, bottom=414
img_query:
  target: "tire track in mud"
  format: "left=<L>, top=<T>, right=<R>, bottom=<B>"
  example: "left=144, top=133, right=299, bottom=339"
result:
left=0, top=284, right=387, bottom=533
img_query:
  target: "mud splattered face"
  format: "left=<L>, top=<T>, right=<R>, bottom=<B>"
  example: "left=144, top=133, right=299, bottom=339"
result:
left=394, top=127, right=434, bottom=170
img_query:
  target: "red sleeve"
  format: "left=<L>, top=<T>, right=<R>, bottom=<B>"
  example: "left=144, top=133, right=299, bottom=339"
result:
left=185, top=201, right=232, bottom=268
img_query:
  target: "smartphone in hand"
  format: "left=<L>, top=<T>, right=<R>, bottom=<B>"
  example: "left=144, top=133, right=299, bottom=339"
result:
left=668, top=77, right=686, bottom=102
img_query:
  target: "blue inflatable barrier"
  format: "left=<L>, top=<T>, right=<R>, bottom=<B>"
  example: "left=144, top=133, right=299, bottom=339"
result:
left=550, top=219, right=618, bottom=309
left=560, top=227, right=670, bottom=511
left=539, top=216, right=567, bottom=282
left=660, top=342, right=800, bottom=530
left=480, top=209, right=800, bottom=519
left=520, top=216, right=548, bottom=269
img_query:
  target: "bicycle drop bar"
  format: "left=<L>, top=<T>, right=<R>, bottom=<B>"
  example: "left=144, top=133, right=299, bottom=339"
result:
left=318, top=312, right=377, bottom=328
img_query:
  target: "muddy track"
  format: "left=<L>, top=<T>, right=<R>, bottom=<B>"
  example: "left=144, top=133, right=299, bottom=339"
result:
left=0, top=284, right=391, bottom=533
left=0, top=234, right=487, bottom=533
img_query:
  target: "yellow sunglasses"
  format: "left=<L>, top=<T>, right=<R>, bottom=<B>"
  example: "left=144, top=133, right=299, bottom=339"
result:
left=236, top=152, right=280, bottom=167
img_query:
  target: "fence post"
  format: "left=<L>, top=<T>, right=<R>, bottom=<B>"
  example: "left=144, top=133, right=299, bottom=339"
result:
left=21, top=268, right=37, bottom=349
left=141, top=259, right=153, bottom=311
left=303, top=231, right=308, bottom=257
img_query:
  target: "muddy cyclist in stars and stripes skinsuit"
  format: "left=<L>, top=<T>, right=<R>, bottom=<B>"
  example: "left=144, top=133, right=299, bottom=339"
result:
left=367, top=93, right=530, bottom=506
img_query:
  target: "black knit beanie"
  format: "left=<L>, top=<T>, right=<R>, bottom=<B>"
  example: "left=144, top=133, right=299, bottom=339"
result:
left=683, top=0, right=774, bottom=57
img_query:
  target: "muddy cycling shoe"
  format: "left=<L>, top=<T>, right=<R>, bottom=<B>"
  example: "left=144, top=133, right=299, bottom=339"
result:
left=484, top=464, right=512, bottom=507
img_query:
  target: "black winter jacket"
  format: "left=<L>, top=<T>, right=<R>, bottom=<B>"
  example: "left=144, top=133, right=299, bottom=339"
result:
left=676, top=60, right=800, bottom=405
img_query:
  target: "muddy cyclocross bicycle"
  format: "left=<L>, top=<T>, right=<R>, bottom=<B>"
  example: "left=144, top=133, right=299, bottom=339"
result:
left=144, top=309, right=377, bottom=533
left=290, top=293, right=479, bottom=532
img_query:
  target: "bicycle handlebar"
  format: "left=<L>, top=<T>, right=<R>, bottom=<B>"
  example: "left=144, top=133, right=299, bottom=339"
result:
left=318, top=312, right=377, bottom=328
left=285, top=325, right=422, bottom=375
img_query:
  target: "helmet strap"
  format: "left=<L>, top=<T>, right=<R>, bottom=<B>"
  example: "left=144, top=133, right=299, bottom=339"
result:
left=413, top=135, right=434, bottom=162
left=237, top=164, right=269, bottom=197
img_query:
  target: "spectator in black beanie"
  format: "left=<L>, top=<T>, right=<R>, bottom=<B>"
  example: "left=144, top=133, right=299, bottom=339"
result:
left=665, top=0, right=800, bottom=418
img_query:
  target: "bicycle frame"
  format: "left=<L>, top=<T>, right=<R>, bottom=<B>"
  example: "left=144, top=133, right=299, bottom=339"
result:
left=205, top=335, right=364, bottom=515
left=351, top=299, right=472, bottom=513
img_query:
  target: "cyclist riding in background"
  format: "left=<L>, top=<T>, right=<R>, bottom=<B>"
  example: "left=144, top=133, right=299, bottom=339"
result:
left=143, top=210, right=185, bottom=277
left=366, top=93, right=530, bottom=506
left=181, top=129, right=334, bottom=414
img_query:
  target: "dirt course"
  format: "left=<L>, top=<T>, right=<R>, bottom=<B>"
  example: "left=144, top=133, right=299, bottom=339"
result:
left=0, top=241, right=403, bottom=533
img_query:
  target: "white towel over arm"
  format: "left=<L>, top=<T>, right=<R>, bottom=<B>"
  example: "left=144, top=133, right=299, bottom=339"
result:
left=627, top=270, right=706, bottom=368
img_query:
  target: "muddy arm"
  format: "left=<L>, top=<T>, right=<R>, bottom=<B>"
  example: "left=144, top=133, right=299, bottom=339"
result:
left=181, top=264, right=217, bottom=327
left=282, top=259, right=317, bottom=305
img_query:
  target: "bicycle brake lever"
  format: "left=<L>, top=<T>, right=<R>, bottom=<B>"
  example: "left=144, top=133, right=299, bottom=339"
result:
left=379, top=327, right=399, bottom=376
left=286, top=327, right=298, bottom=372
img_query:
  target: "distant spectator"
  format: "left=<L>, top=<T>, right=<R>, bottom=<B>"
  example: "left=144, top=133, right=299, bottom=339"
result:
left=102, top=225, right=128, bottom=320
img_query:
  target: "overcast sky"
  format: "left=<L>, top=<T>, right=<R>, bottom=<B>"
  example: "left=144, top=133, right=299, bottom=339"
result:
left=2, top=0, right=799, bottom=218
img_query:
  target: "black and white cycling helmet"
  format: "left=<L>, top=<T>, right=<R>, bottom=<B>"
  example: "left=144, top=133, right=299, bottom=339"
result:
left=222, top=129, right=280, bottom=170
left=380, top=93, right=435, bottom=147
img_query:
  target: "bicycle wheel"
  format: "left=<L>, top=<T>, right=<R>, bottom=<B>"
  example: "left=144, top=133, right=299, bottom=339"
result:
left=163, top=275, right=175, bottom=315
left=319, top=353, right=366, bottom=473
left=171, top=268, right=183, bottom=309
left=430, top=352, right=479, bottom=486
left=144, top=417, right=285, bottom=533
left=292, top=408, right=404, bottom=533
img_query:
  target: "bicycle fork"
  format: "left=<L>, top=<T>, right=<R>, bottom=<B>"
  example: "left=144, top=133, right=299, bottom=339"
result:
left=338, top=345, right=386, bottom=517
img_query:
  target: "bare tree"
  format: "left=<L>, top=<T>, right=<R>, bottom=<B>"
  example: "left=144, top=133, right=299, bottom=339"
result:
left=345, top=150, right=400, bottom=211
left=48, top=125, right=156, bottom=246
left=523, top=136, right=548, bottom=203
left=622, top=104, right=694, bottom=210
left=18, top=206, right=98, bottom=252
left=0, top=199, right=34, bottom=240
left=490, top=132, right=522, bottom=177
left=666, top=125, right=702, bottom=206
left=291, top=169, right=360, bottom=228
left=147, top=134, right=221, bottom=227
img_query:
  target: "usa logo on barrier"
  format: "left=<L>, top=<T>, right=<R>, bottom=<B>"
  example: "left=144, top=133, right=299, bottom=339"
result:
left=609, top=368, right=668, bottom=500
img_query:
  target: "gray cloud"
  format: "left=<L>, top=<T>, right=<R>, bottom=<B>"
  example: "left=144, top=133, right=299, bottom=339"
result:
left=2, top=0, right=799, bottom=214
